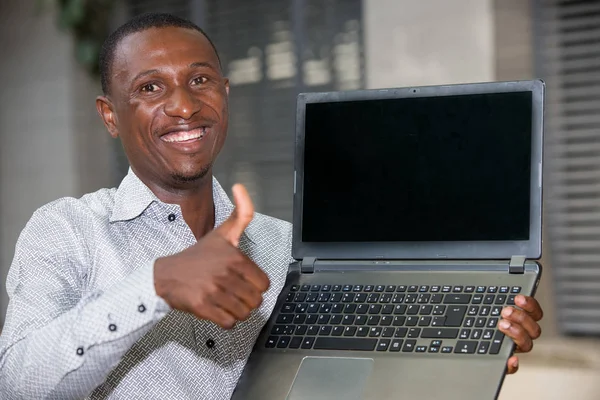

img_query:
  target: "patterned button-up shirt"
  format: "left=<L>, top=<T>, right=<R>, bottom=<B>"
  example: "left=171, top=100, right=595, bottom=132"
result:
left=0, top=169, right=294, bottom=399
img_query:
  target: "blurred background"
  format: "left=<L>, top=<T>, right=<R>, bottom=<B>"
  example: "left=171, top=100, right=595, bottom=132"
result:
left=1, top=0, right=599, bottom=398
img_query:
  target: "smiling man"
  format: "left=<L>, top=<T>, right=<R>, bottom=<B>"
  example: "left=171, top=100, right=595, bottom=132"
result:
left=0, top=13, right=543, bottom=400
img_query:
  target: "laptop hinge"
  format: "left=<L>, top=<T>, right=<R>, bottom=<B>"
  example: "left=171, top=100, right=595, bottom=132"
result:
left=301, top=257, right=317, bottom=274
left=509, top=255, right=526, bottom=274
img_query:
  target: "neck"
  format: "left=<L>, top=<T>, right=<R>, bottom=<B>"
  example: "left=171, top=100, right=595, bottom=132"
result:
left=137, top=170, right=216, bottom=240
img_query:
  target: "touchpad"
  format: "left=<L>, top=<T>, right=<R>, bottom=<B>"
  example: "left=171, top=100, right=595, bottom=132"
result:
left=286, top=357, right=374, bottom=400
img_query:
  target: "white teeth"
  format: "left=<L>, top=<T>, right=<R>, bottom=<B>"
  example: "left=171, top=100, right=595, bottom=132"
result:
left=162, top=128, right=206, bottom=143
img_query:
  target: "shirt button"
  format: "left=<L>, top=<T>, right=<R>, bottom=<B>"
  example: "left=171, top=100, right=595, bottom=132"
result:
left=138, top=304, right=146, bottom=313
left=206, top=339, right=215, bottom=349
left=76, top=347, right=84, bottom=356
left=108, top=323, right=117, bottom=332
left=168, top=213, right=176, bottom=222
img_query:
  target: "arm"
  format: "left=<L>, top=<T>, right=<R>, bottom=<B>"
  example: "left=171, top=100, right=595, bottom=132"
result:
left=0, top=208, right=171, bottom=400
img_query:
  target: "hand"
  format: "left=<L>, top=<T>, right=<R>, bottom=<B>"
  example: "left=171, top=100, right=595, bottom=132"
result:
left=498, top=295, right=543, bottom=374
left=154, top=184, right=270, bottom=329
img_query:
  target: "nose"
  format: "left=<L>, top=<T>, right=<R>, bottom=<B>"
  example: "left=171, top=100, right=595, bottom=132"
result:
left=164, top=87, right=201, bottom=120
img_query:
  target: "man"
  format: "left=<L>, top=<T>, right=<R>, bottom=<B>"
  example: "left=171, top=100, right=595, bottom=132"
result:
left=0, top=12, right=543, bottom=400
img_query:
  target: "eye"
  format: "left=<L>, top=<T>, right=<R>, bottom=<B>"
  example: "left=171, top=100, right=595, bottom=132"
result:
left=191, top=76, right=208, bottom=85
left=140, top=83, right=160, bottom=93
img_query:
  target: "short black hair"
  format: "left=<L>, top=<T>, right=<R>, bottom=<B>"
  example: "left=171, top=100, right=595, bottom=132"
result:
left=99, top=12, right=221, bottom=95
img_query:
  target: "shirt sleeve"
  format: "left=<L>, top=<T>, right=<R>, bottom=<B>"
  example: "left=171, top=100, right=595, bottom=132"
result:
left=0, top=207, right=171, bottom=400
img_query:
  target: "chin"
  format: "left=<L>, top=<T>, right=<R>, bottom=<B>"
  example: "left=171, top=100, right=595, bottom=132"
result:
left=171, top=164, right=212, bottom=183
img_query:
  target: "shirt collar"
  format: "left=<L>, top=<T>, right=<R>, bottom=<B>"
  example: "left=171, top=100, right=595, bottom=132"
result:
left=109, top=168, right=256, bottom=243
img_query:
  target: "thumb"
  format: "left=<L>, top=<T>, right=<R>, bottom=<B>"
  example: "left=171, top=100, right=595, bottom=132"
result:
left=216, top=184, right=254, bottom=246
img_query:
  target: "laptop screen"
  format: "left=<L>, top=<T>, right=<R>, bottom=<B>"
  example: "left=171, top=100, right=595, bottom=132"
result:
left=301, top=91, right=533, bottom=243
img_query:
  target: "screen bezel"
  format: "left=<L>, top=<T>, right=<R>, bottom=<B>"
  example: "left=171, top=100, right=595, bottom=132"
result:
left=292, top=80, right=544, bottom=261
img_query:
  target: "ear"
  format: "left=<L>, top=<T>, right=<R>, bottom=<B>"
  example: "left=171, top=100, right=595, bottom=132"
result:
left=224, top=78, right=230, bottom=96
left=96, top=95, right=119, bottom=139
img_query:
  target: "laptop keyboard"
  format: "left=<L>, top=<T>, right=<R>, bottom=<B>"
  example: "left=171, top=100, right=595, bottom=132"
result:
left=266, top=284, right=522, bottom=355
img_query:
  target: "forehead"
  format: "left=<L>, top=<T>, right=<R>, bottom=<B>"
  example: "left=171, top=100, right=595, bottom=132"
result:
left=112, top=27, right=219, bottom=82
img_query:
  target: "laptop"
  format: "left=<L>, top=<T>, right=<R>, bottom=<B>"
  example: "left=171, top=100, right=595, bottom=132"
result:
left=232, top=79, right=545, bottom=400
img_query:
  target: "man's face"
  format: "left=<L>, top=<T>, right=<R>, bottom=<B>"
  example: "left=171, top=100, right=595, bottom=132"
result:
left=97, top=27, right=229, bottom=186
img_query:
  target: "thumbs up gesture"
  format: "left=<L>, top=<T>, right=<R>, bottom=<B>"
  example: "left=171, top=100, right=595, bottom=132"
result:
left=153, top=184, right=270, bottom=329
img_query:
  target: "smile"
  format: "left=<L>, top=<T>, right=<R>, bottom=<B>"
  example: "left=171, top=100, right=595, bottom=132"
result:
left=160, top=127, right=207, bottom=143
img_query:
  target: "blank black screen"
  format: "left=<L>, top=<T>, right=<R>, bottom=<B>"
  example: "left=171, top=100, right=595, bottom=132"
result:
left=302, top=91, right=532, bottom=242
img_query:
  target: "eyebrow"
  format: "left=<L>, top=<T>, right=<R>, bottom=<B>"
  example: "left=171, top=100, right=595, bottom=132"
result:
left=130, top=62, right=219, bottom=84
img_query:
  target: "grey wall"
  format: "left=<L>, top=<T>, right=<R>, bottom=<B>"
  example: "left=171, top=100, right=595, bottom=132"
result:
left=0, top=1, right=114, bottom=325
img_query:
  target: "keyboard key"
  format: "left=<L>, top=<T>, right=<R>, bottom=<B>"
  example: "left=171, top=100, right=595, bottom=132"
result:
left=289, top=336, right=303, bottom=349
left=418, top=316, right=432, bottom=326
left=393, top=305, right=407, bottom=315
left=396, top=285, right=407, bottom=292
left=319, top=326, right=332, bottom=335
left=392, top=316, right=406, bottom=326
left=432, top=305, right=446, bottom=315
left=307, top=304, right=319, bottom=313
left=342, top=293, right=355, bottom=303
left=355, top=293, right=368, bottom=303
left=343, top=304, right=357, bottom=314
left=395, top=327, right=408, bottom=338
left=459, top=329, right=470, bottom=339
left=377, top=339, right=391, bottom=351
left=322, top=285, right=331, bottom=292
left=495, top=295, right=507, bottom=305
left=499, top=286, right=509, bottom=294
left=380, top=294, right=393, bottom=303
left=431, top=285, right=441, bottom=293
left=276, top=314, right=293, bottom=324
left=357, top=327, right=369, bottom=337
left=295, top=325, right=308, bottom=335
left=464, top=286, right=475, bottom=293
left=367, top=293, right=380, bottom=303
left=290, top=285, right=300, bottom=292
left=408, top=285, right=418, bottom=292
left=416, top=346, right=427, bottom=353
left=444, top=306, right=467, bottom=327
left=483, top=330, right=494, bottom=340
left=307, top=326, right=319, bottom=335
left=468, top=306, right=479, bottom=316
left=471, top=329, right=482, bottom=340
left=420, top=305, right=433, bottom=315
left=490, top=331, right=505, bottom=354
left=507, top=295, right=516, bottom=305
left=475, top=318, right=486, bottom=328
left=441, top=346, right=453, bottom=353
left=418, top=294, right=431, bottom=304
left=476, top=286, right=486, bottom=293
left=364, top=285, right=374, bottom=292
left=355, top=304, right=368, bottom=314
left=407, top=305, right=420, bottom=315
left=419, top=285, right=429, bottom=292
left=421, top=328, right=459, bottom=339
left=382, top=327, right=395, bottom=337
left=444, top=294, right=472, bottom=304
left=310, top=285, right=321, bottom=292
left=405, top=316, right=419, bottom=326
left=266, top=336, right=278, bottom=348
left=306, top=315, right=318, bottom=324
left=331, top=304, right=344, bottom=314
left=356, top=315, right=368, bottom=325
left=487, top=318, right=499, bottom=328
left=491, top=307, right=502, bottom=317
left=453, top=286, right=464, bottom=293
left=479, top=306, right=491, bottom=317
left=392, top=294, right=405, bottom=303
left=431, top=294, right=444, bottom=304
left=317, top=293, right=330, bottom=302
left=431, top=340, right=443, bottom=347
left=332, top=285, right=342, bottom=292
left=407, top=328, right=421, bottom=338
left=277, top=336, right=291, bottom=348
left=488, top=286, right=498, bottom=293
left=300, top=285, right=311, bottom=292
left=294, top=293, right=307, bottom=302
left=429, top=346, right=440, bottom=353
left=431, top=316, right=446, bottom=326
left=511, top=286, right=522, bottom=294
left=442, top=286, right=452, bottom=293
left=381, top=316, right=393, bottom=326
left=353, top=285, right=363, bottom=292
left=402, top=340, right=417, bottom=352
left=382, top=305, right=395, bottom=314
left=314, top=337, right=377, bottom=351
left=367, top=316, right=381, bottom=326
left=344, top=326, right=357, bottom=336
left=405, top=294, right=418, bottom=303
left=332, top=326, right=344, bottom=336
left=455, top=341, right=478, bottom=354
left=331, top=315, right=343, bottom=324
left=369, top=327, right=382, bottom=337
left=342, top=285, right=352, bottom=292
left=342, top=315, right=355, bottom=325
left=306, top=293, right=318, bottom=302
left=390, top=339, right=403, bottom=352
left=331, top=293, right=343, bottom=303
left=301, top=337, right=315, bottom=349
left=375, top=285, right=386, bottom=292
left=386, top=285, right=396, bottom=292
left=472, top=294, right=483, bottom=304
left=369, top=305, right=382, bottom=314
left=484, top=295, right=495, bottom=305
left=478, top=341, right=490, bottom=354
